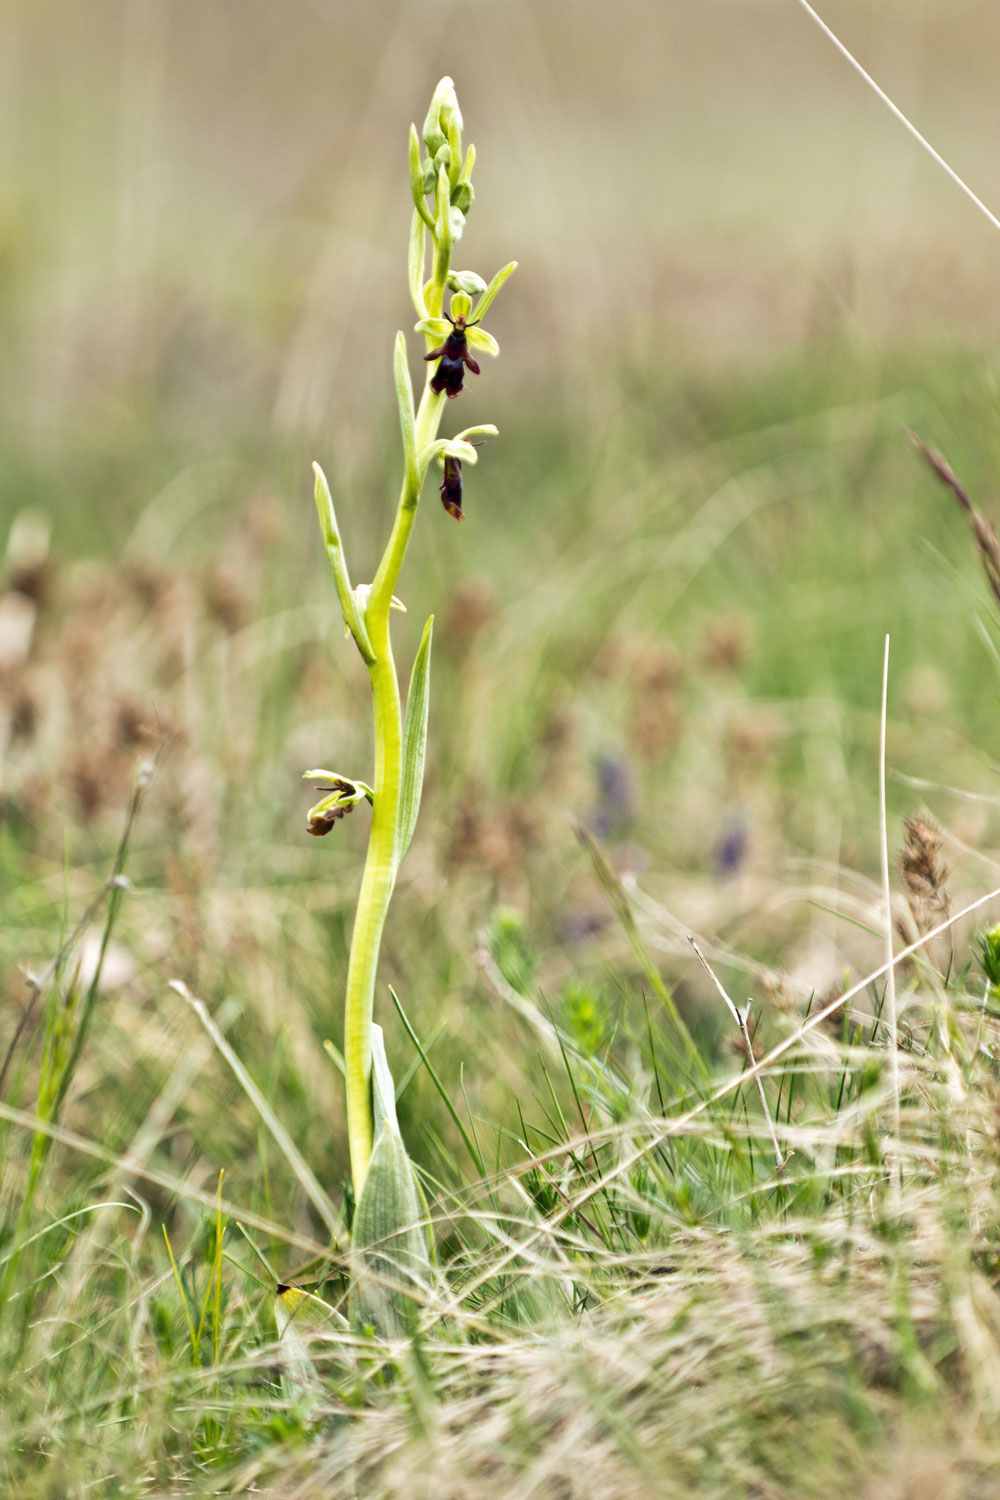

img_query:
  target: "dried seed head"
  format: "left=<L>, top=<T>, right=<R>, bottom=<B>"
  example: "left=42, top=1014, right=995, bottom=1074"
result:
left=900, top=816, right=950, bottom=936
left=702, top=615, right=751, bottom=674
left=901, top=818, right=948, bottom=902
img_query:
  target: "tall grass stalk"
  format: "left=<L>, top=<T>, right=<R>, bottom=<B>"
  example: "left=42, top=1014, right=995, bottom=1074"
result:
left=795, top=0, right=1000, bottom=235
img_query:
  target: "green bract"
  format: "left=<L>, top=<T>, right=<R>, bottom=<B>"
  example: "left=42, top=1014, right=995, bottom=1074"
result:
left=348, top=1026, right=435, bottom=1338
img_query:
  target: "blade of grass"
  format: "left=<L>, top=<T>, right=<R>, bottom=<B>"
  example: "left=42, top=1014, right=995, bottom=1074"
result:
left=171, top=982, right=345, bottom=1247
left=389, top=986, right=484, bottom=1178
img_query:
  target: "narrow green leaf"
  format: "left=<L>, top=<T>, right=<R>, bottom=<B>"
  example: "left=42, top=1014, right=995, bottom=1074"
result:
left=408, top=210, right=428, bottom=320
left=575, top=823, right=707, bottom=1083
left=474, top=259, right=518, bottom=322
left=397, top=615, right=433, bottom=865
left=393, top=333, right=418, bottom=498
left=408, top=125, right=435, bottom=231
left=323, top=1037, right=346, bottom=1077
left=390, top=987, right=484, bottom=1177
left=312, top=463, right=374, bottom=664
left=162, top=1226, right=199, bottom=1364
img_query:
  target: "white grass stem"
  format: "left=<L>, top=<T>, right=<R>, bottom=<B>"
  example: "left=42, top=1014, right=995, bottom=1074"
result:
left=878, top=635, right=901, bottom=1148
left=793, top=0, right=1000, bottom=237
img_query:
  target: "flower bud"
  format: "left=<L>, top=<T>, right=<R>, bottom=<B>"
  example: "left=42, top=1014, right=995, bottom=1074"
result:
left=450, top=181, right=474, bottom=215
left=422, top=76, right=462, bottom=156
left=448, top=206, right=466, bottom=243
left=448, top=270, right=487, bottom=297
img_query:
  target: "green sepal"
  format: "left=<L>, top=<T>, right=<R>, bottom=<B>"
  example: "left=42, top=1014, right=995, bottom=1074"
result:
left=312, top=463, right=375, bottom=664
left=349, top=1025, right=434, bottom=1338
left=393, top=333, right=418, bottom=498
left=449, top=291, right=473, bottom=322
left=453, top=423, right=499, bottom=443
left=466, top=326, right=499, bottom=357
left=397, top=615, right=433, bottom=865
left=474, top=260, right=518, bottom=322
left=417, top=439, right=478, bottom=489
left=408, top=125, right=434, bottom=232
left=415, top=317, right=451, bottom=341
left=303, top=769, right=374, bottom=805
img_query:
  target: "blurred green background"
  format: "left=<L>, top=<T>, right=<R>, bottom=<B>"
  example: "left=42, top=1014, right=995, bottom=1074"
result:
left=3, top=0, right=1000, bottom=1188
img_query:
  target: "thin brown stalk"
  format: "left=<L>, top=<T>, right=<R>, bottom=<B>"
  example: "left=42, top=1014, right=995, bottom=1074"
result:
left=910, top=430, right=1000, bottom=610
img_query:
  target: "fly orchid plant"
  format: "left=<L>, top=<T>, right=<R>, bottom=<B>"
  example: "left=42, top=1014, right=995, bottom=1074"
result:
left=305, top=78, right=515, bottom=1332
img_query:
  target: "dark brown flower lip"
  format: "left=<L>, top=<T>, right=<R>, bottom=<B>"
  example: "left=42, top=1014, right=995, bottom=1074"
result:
left=424, top=315, right=482, bottom=398
left=307, top=803, right=351, bottom=837
left=440, top=454, right=465, bottom=519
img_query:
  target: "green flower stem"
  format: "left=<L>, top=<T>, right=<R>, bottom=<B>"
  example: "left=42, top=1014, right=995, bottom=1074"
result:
left=343, top=375, right=446, bottom=1196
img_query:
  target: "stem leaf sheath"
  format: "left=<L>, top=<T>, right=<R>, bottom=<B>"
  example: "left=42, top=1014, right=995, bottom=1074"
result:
left=397, top=614, right=434, bottom=866
left=349, top=1025, right=433, bottom=1337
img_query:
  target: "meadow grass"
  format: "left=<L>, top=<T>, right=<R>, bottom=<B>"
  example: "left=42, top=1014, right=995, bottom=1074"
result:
left=9, top=0, right=1000, bottom=1487
left=5, top=323, right=1000, bottom=1493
